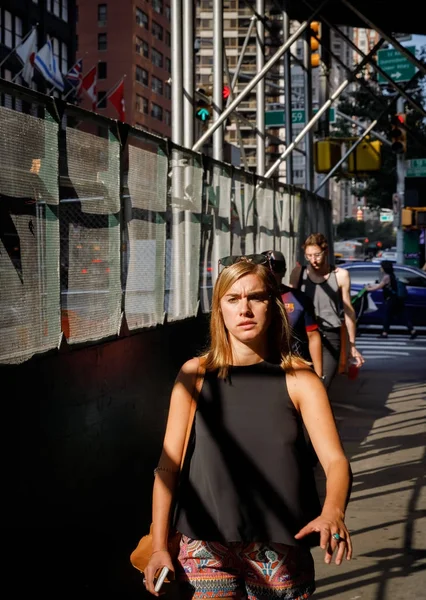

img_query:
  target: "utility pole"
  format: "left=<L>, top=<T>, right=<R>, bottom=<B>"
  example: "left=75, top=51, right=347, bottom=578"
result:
left=396, top=96, right=406, bottom=264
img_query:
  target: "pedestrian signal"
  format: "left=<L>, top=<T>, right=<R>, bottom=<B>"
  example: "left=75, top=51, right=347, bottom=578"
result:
left=310, top=22, right=321, bottom=68
left=390, top=113, right=407, bottom=154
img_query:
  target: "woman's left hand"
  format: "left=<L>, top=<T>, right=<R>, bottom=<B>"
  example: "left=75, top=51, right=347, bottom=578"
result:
left=294, top=512, right=352, bottom=565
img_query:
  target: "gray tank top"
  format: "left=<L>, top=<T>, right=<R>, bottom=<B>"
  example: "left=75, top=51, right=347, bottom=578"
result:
left=299, top=266, right=342, bottom=330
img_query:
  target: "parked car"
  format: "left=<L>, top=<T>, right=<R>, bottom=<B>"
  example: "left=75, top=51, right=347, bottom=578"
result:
left=371, top=247, right=397, bottom=263
left=341, top=261, right=426, bottom=328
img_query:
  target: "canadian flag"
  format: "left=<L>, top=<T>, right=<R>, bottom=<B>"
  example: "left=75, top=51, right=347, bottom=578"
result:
left=16, top=29, right=37, bottom=85
left=107, top=78, right=126, bottom=121
left=81, top=65, right=97, bottom=110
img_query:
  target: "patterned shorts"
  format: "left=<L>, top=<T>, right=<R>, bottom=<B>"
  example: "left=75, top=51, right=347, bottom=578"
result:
left=176, top=535, right=315, bottom=600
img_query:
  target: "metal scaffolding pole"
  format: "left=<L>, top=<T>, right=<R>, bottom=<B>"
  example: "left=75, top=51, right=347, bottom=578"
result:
left=283, top=1, right=293, bottom=185
left=263, top=39, right=385, bottom=179
left=227, top=16, right=257, bottom=101
left=213, top=0, right=223, bottom=161
left=302, top=28, right=314, bottom=191
left=336, top=109, right=391, bottom=147
left=256, top=0, right=265, bottom=175
left=342, top=0, right=426, bottom=77
left=171, top=0, right=183, bottom=144
left=182, top=0, right=194, bottom=148
left=314, top=123, right=379, bottom=194
left=192, top=0, right=331, bottom=152
left=301, top=0, right=426, bottom=119
left=223, top=49, right=249, bottom=169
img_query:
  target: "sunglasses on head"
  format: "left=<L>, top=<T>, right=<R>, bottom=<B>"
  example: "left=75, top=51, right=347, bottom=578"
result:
left=218, top=254, right=271, bottom=270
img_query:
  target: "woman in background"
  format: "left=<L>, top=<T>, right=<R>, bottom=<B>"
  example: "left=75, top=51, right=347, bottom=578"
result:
left=366, top=260, right=417, bottom=339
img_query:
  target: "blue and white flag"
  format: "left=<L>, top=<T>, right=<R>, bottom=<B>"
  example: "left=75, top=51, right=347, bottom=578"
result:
left=34, top=40, right=65, bottom=92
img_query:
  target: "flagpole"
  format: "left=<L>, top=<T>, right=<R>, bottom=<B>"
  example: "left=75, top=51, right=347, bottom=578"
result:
left=0, top=24, right=38, bottom=69
left=95, top=74, right=126, bottom=109
left=63, top=60, right=93, bottom=101
left=48, top=52, right=88, bottom=97
left=11, top=67, right=24, bottom=83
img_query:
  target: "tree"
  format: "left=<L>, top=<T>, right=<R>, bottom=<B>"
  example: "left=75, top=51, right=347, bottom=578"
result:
left=331, top=46, right=426, bottom=212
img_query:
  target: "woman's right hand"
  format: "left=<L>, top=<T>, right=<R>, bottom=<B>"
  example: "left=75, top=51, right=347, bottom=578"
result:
left=143, top=550, right=175, bottom=596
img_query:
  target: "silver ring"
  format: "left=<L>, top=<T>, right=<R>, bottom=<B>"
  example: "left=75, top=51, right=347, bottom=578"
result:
left=143, top=578, right=146, bottom=584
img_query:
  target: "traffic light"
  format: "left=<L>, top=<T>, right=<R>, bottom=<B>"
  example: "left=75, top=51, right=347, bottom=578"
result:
left=356, top=207, right=363, bottom=221
left=195, top=88, right=212, bottom=122
left=390, top=113, right=407, bottom=154
left=310, top=21, right=321, bottom=68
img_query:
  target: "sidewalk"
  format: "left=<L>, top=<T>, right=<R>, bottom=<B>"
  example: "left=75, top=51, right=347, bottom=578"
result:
left=312, top=357, right=426, bottom=599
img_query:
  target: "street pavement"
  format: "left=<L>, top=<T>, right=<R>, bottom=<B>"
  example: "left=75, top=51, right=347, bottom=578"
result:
left=312, top=332, right=426, bottom=600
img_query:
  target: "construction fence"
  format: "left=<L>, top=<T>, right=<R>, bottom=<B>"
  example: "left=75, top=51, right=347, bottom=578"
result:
left=0, top=79, right=333, bottom=365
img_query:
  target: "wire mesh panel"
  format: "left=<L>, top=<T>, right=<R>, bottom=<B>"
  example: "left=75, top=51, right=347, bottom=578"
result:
left=255, top=178, right=275, bottom=253
left=231, top=168, right=255, bottom=256
left=61, top=128, right=121, bottom=344
left=275, top=186, right=297, bottom=284
left=166, top=149, right=203, bottom=321
left=0, top=107, right=60, bottom=364
left=124, top=137, right=167, bottom=330
left=200, top=160, right=232, bottom=313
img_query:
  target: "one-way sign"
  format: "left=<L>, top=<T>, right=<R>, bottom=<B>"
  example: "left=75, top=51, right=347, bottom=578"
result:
left=377, top=46, right=416, bottom=84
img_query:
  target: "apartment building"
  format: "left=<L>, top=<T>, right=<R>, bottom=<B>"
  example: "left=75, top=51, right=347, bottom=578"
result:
left=76, top=0, right=171, bottom=136
left=0, top=0, right=76, bottom=110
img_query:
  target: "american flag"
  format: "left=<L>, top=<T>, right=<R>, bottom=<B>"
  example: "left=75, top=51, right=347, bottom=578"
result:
left=65, top=59, right=83, bottom=93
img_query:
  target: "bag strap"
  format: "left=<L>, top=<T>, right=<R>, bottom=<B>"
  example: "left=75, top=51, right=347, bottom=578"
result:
left=179, top=358, right=206, bottom=471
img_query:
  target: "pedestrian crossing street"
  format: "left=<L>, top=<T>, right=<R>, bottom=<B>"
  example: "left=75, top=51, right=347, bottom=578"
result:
left=355, top=333, right=426, bottom=360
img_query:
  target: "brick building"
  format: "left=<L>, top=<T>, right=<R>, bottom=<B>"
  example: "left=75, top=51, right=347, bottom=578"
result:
left=76, top=0, right=172, bottom=136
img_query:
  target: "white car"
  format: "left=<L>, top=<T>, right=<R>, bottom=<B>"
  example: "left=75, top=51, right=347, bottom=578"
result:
left=372, top=248, right=397, bottom=263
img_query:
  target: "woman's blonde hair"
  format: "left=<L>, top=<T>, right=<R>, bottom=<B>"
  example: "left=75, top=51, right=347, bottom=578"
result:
left=202, top=260, right=297, bottom=378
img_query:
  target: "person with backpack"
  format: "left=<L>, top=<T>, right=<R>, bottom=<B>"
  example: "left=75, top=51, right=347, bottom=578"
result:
left=365, top=260, right=417, bottom=339
left=262, top=250, right=323, bottom=380
left=289, top=233, right=364, bottom=389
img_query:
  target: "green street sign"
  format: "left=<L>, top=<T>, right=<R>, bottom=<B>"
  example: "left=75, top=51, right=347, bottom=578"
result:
left=377, top=46, right=416, bottom=83
left=406, top=158, right=426, bottom=178
left=265, top=107, right=336, bottom=128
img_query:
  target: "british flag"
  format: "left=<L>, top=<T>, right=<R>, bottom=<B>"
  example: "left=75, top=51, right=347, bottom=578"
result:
left=65, top=59, right=83, bottom=94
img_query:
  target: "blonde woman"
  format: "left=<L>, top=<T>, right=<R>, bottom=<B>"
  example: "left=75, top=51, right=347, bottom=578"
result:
left=143, top=255, right=353, bottom=600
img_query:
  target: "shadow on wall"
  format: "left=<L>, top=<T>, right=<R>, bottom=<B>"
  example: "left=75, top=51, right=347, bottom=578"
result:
left=2, top=312, right=210, bottom=598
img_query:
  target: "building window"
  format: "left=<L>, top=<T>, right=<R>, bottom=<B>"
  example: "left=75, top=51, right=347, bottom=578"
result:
left=165, top=57, right=171, bottom=73
left=135, top=37, right=149, bottom=58
left=98, top=4, right=107, bottom=26
left=61, top=41, right=68, bottom=74
left=98, top=61, right=107, bottom=79
left=136, top=95, right=149, bottom=114
left=151, top=48, right=163, bottom=68
left=152, top=0, right=163, bottom=14
left=165, top=110, right=171, bottom=126
left=97, top=91, right=107, bottom=109
left=152, top=21, right=163, bottom=41
left=62, top=0, right=68, bottom=22
left=165, top=5, right=171, bottom=21
left=136, top=8, right=149, bottom=29
left=152, top=76, right=163, bottom=95
left=165, top=83, right=171, bottom=99
left=151, top=103, right=163, bottom=120
left=54, top=0, right=60, bottom=17
left=166, top=31, right=171, bottom=47
left=3, top=11, right=13, bottom=48
left=136, top=66, right=149, bottom=86
left=98, top=33, right=107, bottom=51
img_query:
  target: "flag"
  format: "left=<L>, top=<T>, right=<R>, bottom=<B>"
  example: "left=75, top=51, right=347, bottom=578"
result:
left=81, top=65, right=97, bottom=110
left=107, top=78, right=126, bottom=121
left=65, top=58, right=83, bottom=94
left=16, top=28, right=37, bottom=85
left=34, top=40, right=65, bottom=91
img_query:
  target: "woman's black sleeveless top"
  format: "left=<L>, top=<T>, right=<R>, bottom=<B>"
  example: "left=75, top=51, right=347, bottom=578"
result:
left=173, top=361, right=321, bottom=547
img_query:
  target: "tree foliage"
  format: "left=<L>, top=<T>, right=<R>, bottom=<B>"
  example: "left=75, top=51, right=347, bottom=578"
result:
left=331, top=45, right=426, bottom=213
